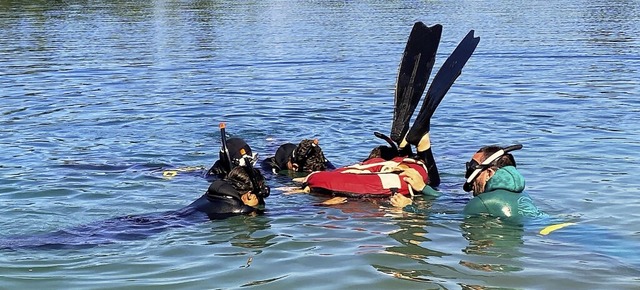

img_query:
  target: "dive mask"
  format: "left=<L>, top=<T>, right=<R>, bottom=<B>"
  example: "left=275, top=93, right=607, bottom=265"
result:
left=463, top=144, right=522, bottom=192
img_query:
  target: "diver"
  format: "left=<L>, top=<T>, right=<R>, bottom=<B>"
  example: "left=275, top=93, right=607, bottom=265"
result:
left=205, top=123, right=258, bottom=180
left=205, top=137, right=257, bottom=180
left=391, top=145, right=640, bottom=268
left=186, top=164, right=269, bottom=218
left=460, top=144, right=545, bottom=219
left=161, top=123, right=258, bottom=181
left=0, top=164, right=270, bottom=250
left=391, top=144, right=546, bottom=222
left=262, top=138, right=335, bottom=175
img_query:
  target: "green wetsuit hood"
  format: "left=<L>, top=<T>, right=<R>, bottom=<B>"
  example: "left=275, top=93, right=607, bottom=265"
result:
left=464, top=166, right=544, bottom=221
left=485, top=166, right=525, bottom=193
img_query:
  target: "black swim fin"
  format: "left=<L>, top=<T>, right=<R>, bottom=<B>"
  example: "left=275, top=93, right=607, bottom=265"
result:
left=407, top=29, right=480, bottom=188
left=405, top=29, right=480, bottom=145
left=390, top=22, right=442, bottom=145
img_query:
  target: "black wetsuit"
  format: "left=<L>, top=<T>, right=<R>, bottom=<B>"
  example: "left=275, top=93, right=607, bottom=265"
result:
left=205, top=159, right=231, bottom=180
left=0, top=180, right=259, bottom=250
left=189, top=179, right=258, bottom=218
left=204, top=137, right=254, bottom=180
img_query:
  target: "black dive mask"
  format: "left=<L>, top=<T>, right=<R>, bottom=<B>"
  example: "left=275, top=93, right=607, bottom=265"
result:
left=220, top=152, right=258, bottom=169
left=464, top=159, right=483, bottom=179
left=463, top=144, right=522, bottom=192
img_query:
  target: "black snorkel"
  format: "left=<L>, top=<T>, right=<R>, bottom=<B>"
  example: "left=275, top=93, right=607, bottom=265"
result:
left=373, top=131, right=399, bottom=155
left=244, top=156, right=269, bottom=205
left=219, top=122, right=234, bottom=173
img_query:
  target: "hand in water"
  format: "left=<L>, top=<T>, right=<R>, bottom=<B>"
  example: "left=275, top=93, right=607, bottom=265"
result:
left=292, top=177, right=307, bottom=183
left=390, top=193, right=413, bottom=208
left=321, top=197, right=348, bottom=205
left=276, top=186, right=311, bottom=194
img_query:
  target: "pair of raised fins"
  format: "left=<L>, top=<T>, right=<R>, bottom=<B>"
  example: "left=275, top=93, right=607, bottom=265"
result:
left=375, top=22, right=481, bottom=187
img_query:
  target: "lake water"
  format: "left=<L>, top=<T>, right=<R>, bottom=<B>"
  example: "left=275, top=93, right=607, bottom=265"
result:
left=1, top=0, right=640, bottom=289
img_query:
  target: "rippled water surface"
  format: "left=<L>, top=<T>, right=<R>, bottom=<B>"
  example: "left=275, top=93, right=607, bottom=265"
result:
left=2, top=0, right=640, bottom=289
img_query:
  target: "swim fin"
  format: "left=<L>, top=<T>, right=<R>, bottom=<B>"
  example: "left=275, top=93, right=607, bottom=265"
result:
left=405, top=30, right=480, bottom=145
left=390, top=22, right=442, bottom=145
left=407, top=29, right=480, bottom=187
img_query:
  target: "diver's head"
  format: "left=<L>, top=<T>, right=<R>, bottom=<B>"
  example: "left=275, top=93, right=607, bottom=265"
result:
left=226, top=165, right=270, bottom=208
left=369, top=131, right=402, bottom=161
left=366, top=145, right=398, bottom=161
left=463, top=144, right=520, bottom=195
left=220, top=138, right=257, bottom=169
left=290, top=139, right=327, bottom=172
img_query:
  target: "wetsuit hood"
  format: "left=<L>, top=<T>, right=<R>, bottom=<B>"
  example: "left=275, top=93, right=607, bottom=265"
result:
left=207, top=180, right=243, bottom=201
left=226, top=138, right=252, bottom=162
left=274, top=143, right=297, bottom=170
left=484, top=166, right=525, bottom=193
left=186, top=180, right=260, bottom=217
left=207, top=179, right=266, bottom=209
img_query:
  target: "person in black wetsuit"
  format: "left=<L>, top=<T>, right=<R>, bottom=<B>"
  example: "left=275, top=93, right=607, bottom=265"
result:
left=193, top=164, right=270, bottom=218
left=0, top=165, right=270, bottom=250
left=262, top=139, right=334, bottom=175
left=205, top=137, right=257, bottom=180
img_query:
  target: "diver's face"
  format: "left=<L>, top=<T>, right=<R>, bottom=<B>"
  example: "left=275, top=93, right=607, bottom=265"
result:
left=468, top=153, right=495, bottom=196
left=287, top=160, right=298, bottom=171
left=471, top=170, right=489, bottom=196
left=241, top=192, right=259, bottom=207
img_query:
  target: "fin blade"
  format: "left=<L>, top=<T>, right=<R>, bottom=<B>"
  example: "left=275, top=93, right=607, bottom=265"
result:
left=406, top=30, right=480, bottom=145
left=390, top=22, right=442, bottom=144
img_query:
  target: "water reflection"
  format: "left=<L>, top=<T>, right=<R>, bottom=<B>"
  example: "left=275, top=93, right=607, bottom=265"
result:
left=226, top=217, right=277, bottom=250
left=373, top=198, right=451, bottom=287
left=459, top=216, right=525, bottom=273
left=375, top=196, right=529, bottom=287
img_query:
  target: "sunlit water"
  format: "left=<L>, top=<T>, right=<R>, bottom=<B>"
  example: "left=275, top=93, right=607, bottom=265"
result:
left=1, top=0, right=640, bottom=289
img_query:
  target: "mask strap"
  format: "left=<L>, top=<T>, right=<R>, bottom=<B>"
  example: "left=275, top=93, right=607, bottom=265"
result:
left=237, top=153, right=258, bottom=167
left=243, top=157, right=261, bottom=196
left=464, top=144, right=523, bottom=185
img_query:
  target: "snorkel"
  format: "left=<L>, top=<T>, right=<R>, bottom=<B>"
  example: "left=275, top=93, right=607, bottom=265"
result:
left=219, top=122, right=257, bottom=169
left=373, top=131, right=399, bottom=155
left=243, top=156, right=270, bottom=207
left=219, top=122, right=234, bottom=173
left=463, top=144, right=522, bottom=192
